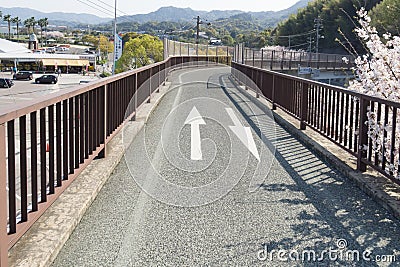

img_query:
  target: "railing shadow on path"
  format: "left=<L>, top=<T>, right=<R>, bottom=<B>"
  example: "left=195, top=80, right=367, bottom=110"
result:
left=205, top=73, right=400, bottom=266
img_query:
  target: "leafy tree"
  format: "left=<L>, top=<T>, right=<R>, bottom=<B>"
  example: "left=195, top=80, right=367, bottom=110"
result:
left=370, top=0, right=400, bottom=35
left=98, top=35, right=113, bottom=53
left=116, top=34, right=163, bottom=73
left=274, top=0, right=381, bottom=53
left=221, top=35, right=234, bottom=46
left=82, top=34, right=99, bottom=46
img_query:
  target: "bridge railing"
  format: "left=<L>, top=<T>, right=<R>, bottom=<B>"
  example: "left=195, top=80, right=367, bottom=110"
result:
left=0, top=55, right=230, bottom=267
left=235, top=45, right=355, bottom=71
left=232, top=61, right=400, bottom=185
left=165, top=39, right=234, bottom=58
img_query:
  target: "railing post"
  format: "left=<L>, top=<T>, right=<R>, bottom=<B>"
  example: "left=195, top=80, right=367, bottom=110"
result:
left=252, top=49, right=255, bottom=66
left=98, top=84, right=107, bottom=158
left=147, top=68, right=152, bottom=103
left=270, top=50, right=274, bottom=70
left=256, top=71, right=260, bottom=98
left=135, top=73, right=138, bottom=117
left=300, top=82, right=308, bottom=130
left=333, top=55, right=337, bottom=70
left=0, top=123, right=8, bottom=267
left=272, top=75, right=276, bottom=110
left=163, top=38, right=168, bottom=60
left=260, top=49, right=264, bottom=69
left=157, top=65, right=160, bottom=93
left=357, top=97, right=368, bottom=172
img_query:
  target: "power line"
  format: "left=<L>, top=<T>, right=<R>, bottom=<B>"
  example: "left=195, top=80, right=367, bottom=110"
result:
left=76, top=0, right=131, bottom=22
left=277, top=30, right=316, bottom=38
left=76, top=0, right=115, bottom=17
left=85, top=0, right=115, bottom=15
left=92, top=0, right=129, bottom=16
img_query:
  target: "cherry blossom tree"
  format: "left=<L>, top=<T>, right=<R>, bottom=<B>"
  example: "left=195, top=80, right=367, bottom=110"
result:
left=346, top=8, right=400, bottom=177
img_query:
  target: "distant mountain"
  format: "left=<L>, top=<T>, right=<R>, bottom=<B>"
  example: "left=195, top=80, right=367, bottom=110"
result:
left=0, top=1, right=313, bottom=29
left=119, top=6, right=243, bottom=24
left=118, top=1, right=312, bottom=25
left=0, top=7, right=111, bottom=26
left=226, top=0, right=313, bottom=27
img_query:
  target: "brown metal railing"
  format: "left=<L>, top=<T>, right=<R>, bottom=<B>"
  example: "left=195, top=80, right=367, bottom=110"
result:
left=0, top=55, right=229, bottom=267
left=166, top=39, right=234, bottom=59
left=232, top=61, right=400, bottom=185
left=234, top=45, right=355, bottom=70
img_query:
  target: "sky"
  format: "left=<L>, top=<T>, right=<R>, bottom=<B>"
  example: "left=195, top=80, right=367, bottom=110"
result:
left=0, top=0, right=301, bottom=18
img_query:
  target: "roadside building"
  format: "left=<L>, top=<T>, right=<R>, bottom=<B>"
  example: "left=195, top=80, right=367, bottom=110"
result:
left=0, top=38, right=95, bottom=73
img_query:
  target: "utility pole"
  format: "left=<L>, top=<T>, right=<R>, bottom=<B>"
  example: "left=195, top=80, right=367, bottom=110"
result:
left=196, top=16, right=200, bottom=44
left=193, top=16, right=210, bottom=44
left=314, top=17, right=323, bottom=55
left=112, top=0, right=117, bottom=75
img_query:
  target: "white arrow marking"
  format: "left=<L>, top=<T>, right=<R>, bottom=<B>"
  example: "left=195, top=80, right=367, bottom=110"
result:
left=185, top=106, right=206, bottom=160
left=226, top=108, right=260, bottom=161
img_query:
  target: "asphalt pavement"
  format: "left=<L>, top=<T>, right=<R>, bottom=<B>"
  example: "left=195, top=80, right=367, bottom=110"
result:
left=51, top=66, right=400, bottom=266
left=0, top=73, right=99, bottom=110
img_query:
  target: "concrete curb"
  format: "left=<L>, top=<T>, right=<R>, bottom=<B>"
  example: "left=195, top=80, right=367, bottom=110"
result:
left=232, top=77, right=400, bottom=221
left=8, top=82, right=173, bottom=267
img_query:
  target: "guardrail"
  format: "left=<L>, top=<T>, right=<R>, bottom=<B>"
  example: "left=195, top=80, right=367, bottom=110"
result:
left=231, top=61, right=400, bottom=185
left=234, top=45, right=355, bottom=71
left=0, top=55, right=230, bottom=267
left=165, top=39, right=235, bottom=58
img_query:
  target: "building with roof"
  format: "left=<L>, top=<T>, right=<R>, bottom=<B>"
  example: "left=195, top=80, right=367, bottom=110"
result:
left=0, top=38, right=95, bottom=73
left=0, top=38, right=31, bottom=53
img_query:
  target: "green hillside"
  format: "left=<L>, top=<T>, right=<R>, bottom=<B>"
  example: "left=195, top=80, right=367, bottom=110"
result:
left=274, top=0, right=382, bottom=54
left=370, top=0, right=400, bottom=35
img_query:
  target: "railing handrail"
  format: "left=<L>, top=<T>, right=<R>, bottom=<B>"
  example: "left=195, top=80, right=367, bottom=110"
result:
left=0, top=54, right=232, bottom=266
left=233, top=61, right=400, bottom=108
left=0, top=55, right=223, bottom=125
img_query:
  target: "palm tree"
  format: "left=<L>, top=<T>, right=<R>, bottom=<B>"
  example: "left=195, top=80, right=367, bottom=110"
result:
left=37, top=18, right=48, bottom=46
left=24, top=18, right=31, bottom=34
left=44, top=18, right=48, bottom=45
left=24, top=17, right=36, bottom=34
left=11, top=17, right=21, bottom=42
left=3, top=14, right=12, bottom=39
left=29, top=17, right=36, bottom=34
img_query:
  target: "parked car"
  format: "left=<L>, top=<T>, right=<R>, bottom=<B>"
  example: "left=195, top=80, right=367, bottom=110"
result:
left=35, top=75, right=58, bottom=84
left=45, top=47, right=56, bottom=54
left=33, top=49, right=46, bottom=54
left=0, top=78, right=13, bottom=88
left=13, top=71, right=33, bottom=80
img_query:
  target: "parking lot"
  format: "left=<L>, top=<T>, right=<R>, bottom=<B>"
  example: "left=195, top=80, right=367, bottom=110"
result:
left=0, top=72, right=100, bottom=112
